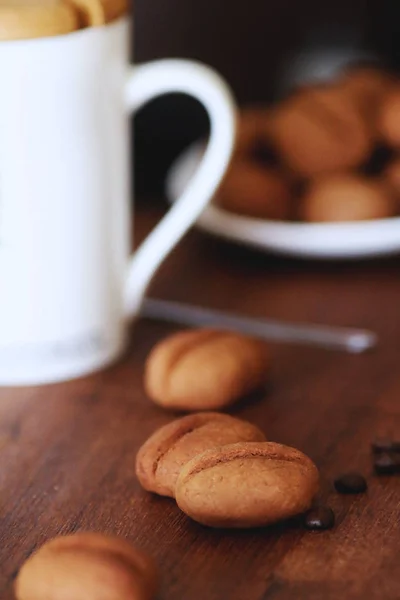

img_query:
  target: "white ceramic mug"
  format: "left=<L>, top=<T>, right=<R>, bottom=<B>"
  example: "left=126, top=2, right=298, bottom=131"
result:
left=0, top=17, right=236, bottom=386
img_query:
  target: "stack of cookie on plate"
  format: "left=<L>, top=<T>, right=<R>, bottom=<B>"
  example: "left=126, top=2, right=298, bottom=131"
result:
left=218, top=66, right=400, bottom=223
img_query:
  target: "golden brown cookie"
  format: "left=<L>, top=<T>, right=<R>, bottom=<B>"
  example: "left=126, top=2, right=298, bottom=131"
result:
left=338, top=66, right=395, bottom=117
left=15, top=533, right=158, bottom=600
left=144, top=329, right=269, bottom=411
left=69, top=0, right=105, bottom=27
left=175, top=441, right=319, bottom=528
left=378, top=88, right=400, bottom=148
left=0, top=1, right=79, bottom=40
left=100, top=0, right=128, bottom=22
left=217, top=160, right=292, bottom=220
left=271, top=86, right=373, bottom=177
left=301, top=174, right=396, bottom=222
left=136, top=412, right=266, bottom=497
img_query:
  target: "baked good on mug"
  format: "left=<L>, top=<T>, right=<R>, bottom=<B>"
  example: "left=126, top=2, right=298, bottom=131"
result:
left=144, top=329, right=270, bottom=411
left=175, top=441, right=319, bottom=528
left=0, top=0, right=129, bottom=40
left=69, top=0, right=106, bottom=26
left=15, top=533, right=158, bottom=600
left=301, top=174, right=396, bottom=222
left=217, top=160, right=292, bottom=220
left=271, top=86, right=373, bottom=177
left=68, top=0, right=128, bottom=27
left=0, top=0, right=80, bottom=40
left=136, top=412, right=266, bottom=497
left=100, top=0, right=128, bottom=22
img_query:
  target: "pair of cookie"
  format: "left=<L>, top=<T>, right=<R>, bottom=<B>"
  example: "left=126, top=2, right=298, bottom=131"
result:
left=136, top=413, right=319, bottom=528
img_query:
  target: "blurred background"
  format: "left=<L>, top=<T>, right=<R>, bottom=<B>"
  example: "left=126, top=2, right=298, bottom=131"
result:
left=134, top=0, right=400, bottom=199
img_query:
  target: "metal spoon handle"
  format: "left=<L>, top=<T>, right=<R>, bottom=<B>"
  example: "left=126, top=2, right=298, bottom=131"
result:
left=141, top=298, right=377, bottom=353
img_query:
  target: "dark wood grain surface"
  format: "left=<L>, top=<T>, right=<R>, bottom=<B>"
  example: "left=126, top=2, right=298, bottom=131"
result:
left=1, top=203, right=400, bottom=599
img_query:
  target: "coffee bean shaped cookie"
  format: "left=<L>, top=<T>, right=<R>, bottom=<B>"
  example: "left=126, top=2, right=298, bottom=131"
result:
left=100, top=0, right=128, bottom=22
left=15, top=533, right=158, bottom=600
left=272, top=86, right=372, bottom=177
left=144, top=329, right=269, bottom=411
left=217, top=160, right=292, bottom=220
left=136, top=412, right=266, bottom=497
left=69, top=0, right=105, bottom=27
left=339, top=67, right=395, bottom=117
left=175, top=441, right=319, bottom=528
left=379, top=88, right=400, bottom=148
left=0, top=2, right=80, bottom=41
left=301, top=174, right=396, bottom=222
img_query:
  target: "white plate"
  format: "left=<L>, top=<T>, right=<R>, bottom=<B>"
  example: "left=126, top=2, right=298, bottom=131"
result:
left=166, top=142, right=400, bottom=260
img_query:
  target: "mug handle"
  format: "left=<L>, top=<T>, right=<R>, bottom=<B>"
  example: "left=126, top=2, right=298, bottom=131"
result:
left=123, top=59, right=236, bottom=318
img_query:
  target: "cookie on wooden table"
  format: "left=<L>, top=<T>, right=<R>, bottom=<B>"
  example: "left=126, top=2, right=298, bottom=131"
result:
left=175, top=441, right=319, bottom=528
left=136, top=412, right=266, bottom=497
left=15, top=533, right=158, bottom=600
left=144, top=329, right=270, bottom=412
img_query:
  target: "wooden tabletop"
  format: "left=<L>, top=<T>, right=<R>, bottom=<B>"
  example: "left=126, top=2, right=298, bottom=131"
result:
left=2, top=202, right=400, bottom=599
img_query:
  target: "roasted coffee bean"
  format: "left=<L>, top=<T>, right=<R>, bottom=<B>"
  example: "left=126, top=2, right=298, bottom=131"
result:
left=372, top=439, right=400, bottom=454
left=334, top=473, right=368, bottom=494
left=304, top=506, right=335, bottom=531
left=374, top=453, right=400, bottom=475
